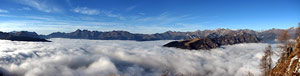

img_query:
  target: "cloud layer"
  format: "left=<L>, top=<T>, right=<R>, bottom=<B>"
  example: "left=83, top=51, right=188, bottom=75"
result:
left=0, top=39, right=280, bottom=76
left=0, top=9, right=8, bottom=13
left=16, top=0, right=62, bottom=13
left=73, top=7, right=100, bottom=15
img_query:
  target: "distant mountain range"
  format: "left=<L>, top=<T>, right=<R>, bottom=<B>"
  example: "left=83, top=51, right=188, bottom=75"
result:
left=0, top=27, right=298, bottom=42
left=0, top=31, right=49, bottom=42
left=43, top=28, right=297, bottom=42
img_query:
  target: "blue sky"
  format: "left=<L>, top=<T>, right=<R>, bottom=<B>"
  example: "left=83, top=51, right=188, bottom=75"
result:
left=0, top=0, right=299, bottom=34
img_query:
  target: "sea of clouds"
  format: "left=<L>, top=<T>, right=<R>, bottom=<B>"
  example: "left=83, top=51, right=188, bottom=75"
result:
left=0, top=38, right=281, bottom=76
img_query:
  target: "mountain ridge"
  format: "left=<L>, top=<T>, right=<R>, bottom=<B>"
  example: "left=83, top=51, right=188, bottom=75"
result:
left=41, top=28, right=297, bottom=42
left=1, top=28, right=297, bottom=42
left=163, top=31, right=261, bottom=50
left=0, top=31, right=50, bottom=42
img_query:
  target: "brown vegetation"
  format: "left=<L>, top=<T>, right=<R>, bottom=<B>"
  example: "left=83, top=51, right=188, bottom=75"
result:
left=277, top=30, right=290, bottom=44
left=247, top=71, right=254, bottom=76
left=276, top=30, right=293, bottom=65
left=260, top=45, right=273, bottom=76
left=269, top=35, right=300, bottom=76
left=295, top=23, right=300, bottom=39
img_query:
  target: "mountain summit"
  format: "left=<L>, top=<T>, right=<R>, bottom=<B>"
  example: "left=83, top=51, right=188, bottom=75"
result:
left=163, top=32, right=261, bottom=50
left=0, top=31, right=49, bottom=42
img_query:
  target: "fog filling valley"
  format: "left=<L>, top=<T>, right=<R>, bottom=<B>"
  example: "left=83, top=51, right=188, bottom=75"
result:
left=0, top=38, right=281, bottom=76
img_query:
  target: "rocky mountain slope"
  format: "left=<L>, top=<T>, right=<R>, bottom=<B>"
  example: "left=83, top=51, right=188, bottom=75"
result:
left=1, top=28, right=295, bottom=42
left=42, top=28, right=296, bottom=42
left=45, top=29, right=158, bottom=41
left=258, top=28, right=296, bottom=43
left=163, top=32, right=261, bottom=50
left=9, top=31, right=40, bottom=38
left=269, top=37, right=300, bottom=76
left=0, top=31, right=49, bottom=42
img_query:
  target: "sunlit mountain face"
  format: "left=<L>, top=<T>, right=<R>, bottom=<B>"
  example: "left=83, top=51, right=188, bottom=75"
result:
left=0, top=0, right=299, bottom=76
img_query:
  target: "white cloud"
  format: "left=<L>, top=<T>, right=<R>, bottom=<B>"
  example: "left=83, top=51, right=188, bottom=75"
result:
left=133, top=12, right=189, bottom=26
left=0, top=9, right=8, bottom=13
left=0, top=12, right=212, bottom=34
left=18, top=7, right=31, bottom=11
left=139, top=13, right=145, bottom=15
left=0, top=19, right=127, bottom=34
left=72, top=7, right=100, bottom=15
left=16, top=0, right=62, bottom=13
left=72, top=7, right=125, bottom=20
left=102, top=11, right=125, bottom=20
left=126, top=5, right=136, bottom=11
left=0, top=39, right=281, bottom=76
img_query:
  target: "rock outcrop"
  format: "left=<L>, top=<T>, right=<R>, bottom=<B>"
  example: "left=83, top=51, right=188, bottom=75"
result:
left=163, top=32, right=261, bottom=50
left=269, top=37, right=300, bottom=76
left=9, top=31, right=40, bottom=38
left=0, top=31, right=50, bottom=42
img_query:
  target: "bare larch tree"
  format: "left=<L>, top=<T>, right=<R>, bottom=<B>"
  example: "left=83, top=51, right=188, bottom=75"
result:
left=260, top=45, right=273, bottom=76
left=277, top=30, right=290, bottom=44
left=295, top=22, right=300, bottom=39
